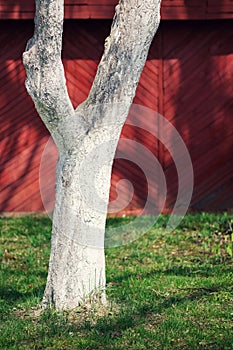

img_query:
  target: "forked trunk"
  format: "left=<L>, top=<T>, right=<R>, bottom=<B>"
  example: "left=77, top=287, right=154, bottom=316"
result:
left=23, top=0, right=161, bottom=310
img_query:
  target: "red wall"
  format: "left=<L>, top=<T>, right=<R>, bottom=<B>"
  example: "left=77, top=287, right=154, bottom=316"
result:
left=0, top=19, right=233, bottom=214
left=0, top=0, right=233, bottom=20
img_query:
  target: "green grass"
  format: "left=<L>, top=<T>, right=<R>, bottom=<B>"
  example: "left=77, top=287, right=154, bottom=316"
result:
left=1, top=213, right=233, bottom=349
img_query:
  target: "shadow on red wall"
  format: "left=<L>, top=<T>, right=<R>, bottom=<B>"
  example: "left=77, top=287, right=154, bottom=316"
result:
left=0, top=19, right=233, bottom=214
left=162, top=20, right=233, bottom=212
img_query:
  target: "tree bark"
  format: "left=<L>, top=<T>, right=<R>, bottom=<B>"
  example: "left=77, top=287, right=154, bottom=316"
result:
left=23, top=0, right=161, bottom=310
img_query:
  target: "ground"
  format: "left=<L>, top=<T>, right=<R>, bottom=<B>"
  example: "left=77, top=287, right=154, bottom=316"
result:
left=1, top=213, right=233, bottom=349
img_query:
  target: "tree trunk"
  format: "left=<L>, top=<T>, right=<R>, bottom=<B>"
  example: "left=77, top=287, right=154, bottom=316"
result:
left=23, top=0, right=161, bottom=310
left=42, top=114, right=124, bottom=309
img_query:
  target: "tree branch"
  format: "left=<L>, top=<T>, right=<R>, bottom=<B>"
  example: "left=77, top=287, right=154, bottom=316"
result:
left=22, top=0, right=74, bottom=140
left=80, top=0, right=161, bottom=115
left=23, top=0, right=161, bottom=147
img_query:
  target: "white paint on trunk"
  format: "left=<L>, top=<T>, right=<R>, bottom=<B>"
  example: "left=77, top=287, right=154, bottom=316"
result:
left=23, top=0, right=161, bottom=310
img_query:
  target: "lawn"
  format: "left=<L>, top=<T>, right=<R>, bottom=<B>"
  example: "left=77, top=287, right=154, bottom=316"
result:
left=0, top=213, right=233, bottom=349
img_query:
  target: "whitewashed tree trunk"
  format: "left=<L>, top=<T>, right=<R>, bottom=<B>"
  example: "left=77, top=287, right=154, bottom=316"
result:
left=23, top=0, right=161, bottom=310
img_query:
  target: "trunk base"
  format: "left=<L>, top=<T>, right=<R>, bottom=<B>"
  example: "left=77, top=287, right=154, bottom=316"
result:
left=42, top=236, right=106, bottom=311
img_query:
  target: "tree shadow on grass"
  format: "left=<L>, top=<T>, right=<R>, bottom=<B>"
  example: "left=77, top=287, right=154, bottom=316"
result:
left=0, top=285, right=45, bottom=305
left=74, top=284, right=228, bottom=348
left=109, top=263, right=233, bottom=284
left=2, top=277, right=232, bottom=349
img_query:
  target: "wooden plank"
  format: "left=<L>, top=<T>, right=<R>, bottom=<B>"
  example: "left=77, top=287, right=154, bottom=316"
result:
left=207, top=0, right=233, bottom=17
left=1, top=0, right=233, bottom=19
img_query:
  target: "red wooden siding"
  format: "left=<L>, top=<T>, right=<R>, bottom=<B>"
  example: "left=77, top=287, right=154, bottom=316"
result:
left=208, top=0, right=233, bottom=18
left=0, top=22, right=48, bottom=211
left=0, top=1, right=233, bottom=20
left=0, top=20, right=233, bottom=214
left=162, top=20, right=233, bottom=211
